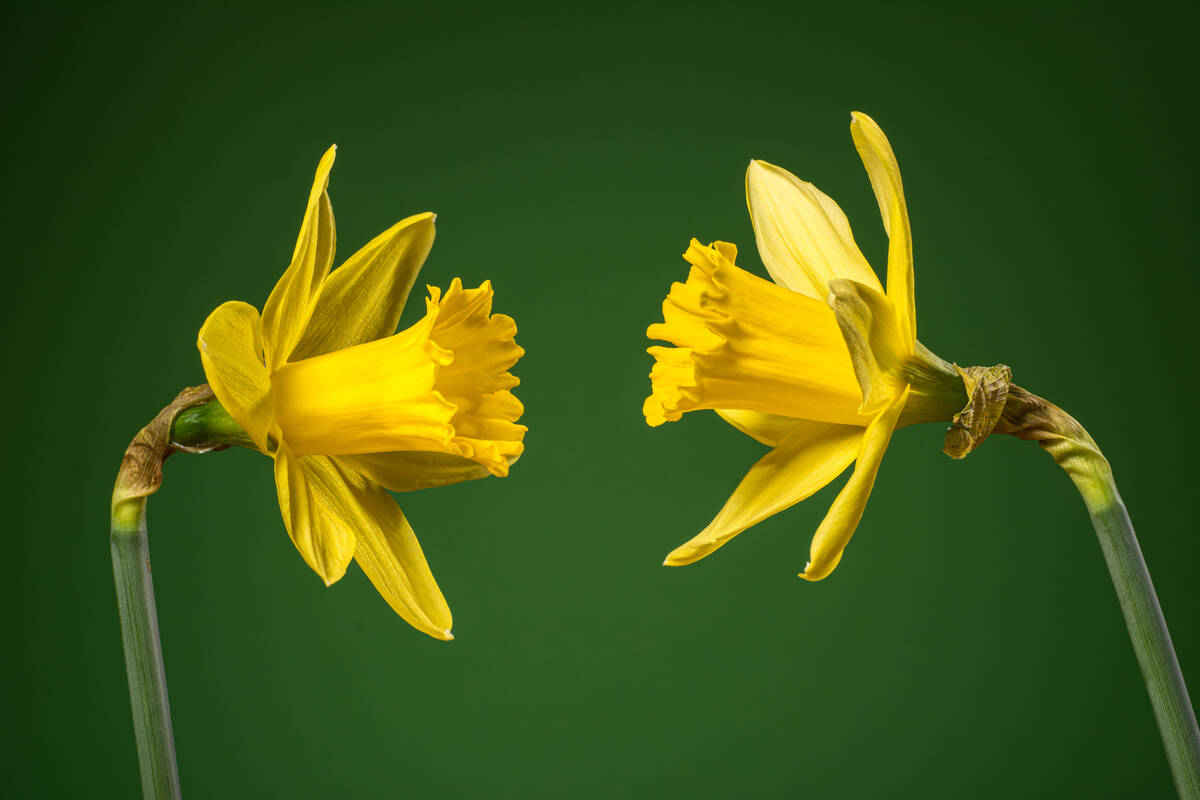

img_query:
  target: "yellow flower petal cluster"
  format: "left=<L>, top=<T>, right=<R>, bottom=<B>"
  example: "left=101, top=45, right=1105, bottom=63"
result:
left=645, top=112, right=951, bottom=581
left=198, top=146, right=526, bottom=639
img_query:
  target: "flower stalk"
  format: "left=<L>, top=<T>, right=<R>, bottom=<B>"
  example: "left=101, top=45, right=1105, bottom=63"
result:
left=111, top=384, right=229, bottom=799
left=995, top=387, right=1200, bottom=798
left=111, top=499, right=182, bottom=800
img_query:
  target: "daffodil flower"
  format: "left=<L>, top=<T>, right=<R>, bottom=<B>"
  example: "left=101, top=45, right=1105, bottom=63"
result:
left=644, top=112, right=963, bottom=580
left=197, top=146, right=526, bottom=639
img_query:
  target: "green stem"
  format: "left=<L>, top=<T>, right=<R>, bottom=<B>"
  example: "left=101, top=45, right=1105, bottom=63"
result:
left=111, top=498, right=182, bottom=800
left=110, top=385, right=225, bottom=798
left=999, top=387, right=1200, bottom=797
left=1077, top=470, right=1200, bottom=798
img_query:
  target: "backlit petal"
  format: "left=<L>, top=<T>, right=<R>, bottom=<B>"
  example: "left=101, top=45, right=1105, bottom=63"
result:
left=196, top=300, right=272, bottom=452
left=827, top=278, right=909, bottom=415
left=665, top=421, right=862, bottom=565
left=715, top=409, right=812, bottom=447
left=273, top=443, right=358, bottom=586
left=261, top=145, right=338, bottom=368
left=745, top=159, right=881, bottom=298
left=291, top=212, right=437, bottom=361
left=334, top=463, right=454, bottom=640
left=851, top=112, right=915, bottom=349
left=801, top=386, right=909, bottom=581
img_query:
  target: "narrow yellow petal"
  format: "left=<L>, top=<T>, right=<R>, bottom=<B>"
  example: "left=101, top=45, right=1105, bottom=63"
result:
left=273, top=443, right=357, bottom=586
left=715, top=409, right=812, bottom=447
left=260, top=145, right=338, bottom=368
left=826, top=278, right=909, bottom=415
left=291, top=212, right=437, bottom=361
left=801, top=386, right=910, bottom=581
left=335, top=464, right=454, bottom=640
left=850, top=112, right=915, bottom=350
left=745, top=159, right=882, bottom=298
left=196, top=300, right=272, bottom=452
left=664, top=421, right=863, bottom=566
left=338, top=451, right=505, bottom=492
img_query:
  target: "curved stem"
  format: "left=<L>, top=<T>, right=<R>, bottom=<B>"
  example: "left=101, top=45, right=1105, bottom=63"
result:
left=111, top=499, right=182, bottom=800
left=999, top=387, right=1200, bottom=797
left=110, top=385, right=223, bottom=799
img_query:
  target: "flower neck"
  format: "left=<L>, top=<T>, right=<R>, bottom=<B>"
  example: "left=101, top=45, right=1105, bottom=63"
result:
left=895, top=341, right=970, bottom=428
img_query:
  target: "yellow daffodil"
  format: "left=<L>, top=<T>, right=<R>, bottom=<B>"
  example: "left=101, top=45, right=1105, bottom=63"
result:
left=197, top=146, right=526, bottom=639
left=645, top=112, right=964, bottom=581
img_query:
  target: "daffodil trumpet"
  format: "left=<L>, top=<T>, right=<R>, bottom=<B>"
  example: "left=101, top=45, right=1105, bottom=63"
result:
left=111, top=146, right=525, bottom=799
left=644, top=113, right=1198, bottom=793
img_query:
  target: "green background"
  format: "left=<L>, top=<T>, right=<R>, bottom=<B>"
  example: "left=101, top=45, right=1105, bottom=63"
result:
left=5, top=2, right=1197, bottom=797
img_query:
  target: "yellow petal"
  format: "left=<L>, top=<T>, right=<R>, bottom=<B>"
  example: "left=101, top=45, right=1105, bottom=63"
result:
left=664, top=421, right=863, bottom=566
left=260, top=145, right=338, bottom=368
left=826, top=278, right=909, bottom=415
left=196, top=300, right=273, bottom=452
left=336, top=464, right=454, bottom=640
left=273, top=442, right=357, bottom=586
left=338, top=451, right=500, bottom=492
left=291, top=212, right=437, bottom=362
left=801, top=386, right=909, bottom=581
left=745, top=159, right=882, bottom=298
left=715, top=409, right=811, bottom=447
left=851, top=112, right=915, bottom=350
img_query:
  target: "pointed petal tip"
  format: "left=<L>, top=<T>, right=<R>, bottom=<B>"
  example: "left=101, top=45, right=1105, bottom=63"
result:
left=798, top=561, right=826, bottom=581
left=320, top=565, right=348, bottom=588
left=663, top=546, right=700, bottom=566
left=419, top=625, right=455, bottom=642
left=663, top=549, right=686, bottom=566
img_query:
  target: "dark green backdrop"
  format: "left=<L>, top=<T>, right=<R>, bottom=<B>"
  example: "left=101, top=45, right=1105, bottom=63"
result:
left=5, top=2, right=1196, bottom=797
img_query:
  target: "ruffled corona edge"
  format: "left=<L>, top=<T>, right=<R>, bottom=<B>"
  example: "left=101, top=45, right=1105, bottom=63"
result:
left=428, top=278, right=526, bottom=476
left=643, top=239, right=866, bottom=428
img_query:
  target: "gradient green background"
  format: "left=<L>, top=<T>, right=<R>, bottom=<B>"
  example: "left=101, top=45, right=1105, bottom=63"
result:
left=5, top=2, right=1197, bottom=797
